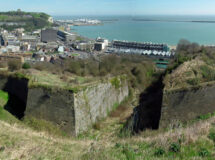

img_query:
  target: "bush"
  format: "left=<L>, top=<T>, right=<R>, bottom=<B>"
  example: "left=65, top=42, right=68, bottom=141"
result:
left=187, top=78, right=200, bottom=85
left=8, top=60, right=22, bottom=71
left=154, top=147, right=165, bottom=156
left=208, top=128, right=215, bottom=142
left=169, top=143, right=181, bottom=153
left=200, top=65, right=215, bottom=82
left=22, top=62, right=31, bottom=69
left=92, top=122, right=101, bottom=130
left=198, top=148, right=210, bottom=157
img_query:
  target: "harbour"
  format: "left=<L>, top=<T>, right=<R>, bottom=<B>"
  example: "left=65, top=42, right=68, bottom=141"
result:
left=54, top=15, right=215, bottom=45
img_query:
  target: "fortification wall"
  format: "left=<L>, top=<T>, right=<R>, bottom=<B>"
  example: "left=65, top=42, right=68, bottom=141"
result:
left=0, top=75, right=129, bottom=136
left=160, top=84, right=215, bottom=128
left=74, top=77, right=129, bottom=135
left=25, top=88, right=76, bottom=135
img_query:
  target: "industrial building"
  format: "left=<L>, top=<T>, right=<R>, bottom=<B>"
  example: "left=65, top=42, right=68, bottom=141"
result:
left=41, top=29, right=58, bottom=43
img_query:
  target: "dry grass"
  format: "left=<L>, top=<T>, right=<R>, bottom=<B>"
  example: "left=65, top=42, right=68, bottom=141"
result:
left=132, top=117, right=213, bottom=148
left=164, top=58, right=205, bottom=90
left=1, top=111, right=215, bottom=159
left=0, top=121, right=92, bottom=160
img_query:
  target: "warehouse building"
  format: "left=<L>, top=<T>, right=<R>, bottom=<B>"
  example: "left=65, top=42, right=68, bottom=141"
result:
left=41, top=29, right=58, bottom=43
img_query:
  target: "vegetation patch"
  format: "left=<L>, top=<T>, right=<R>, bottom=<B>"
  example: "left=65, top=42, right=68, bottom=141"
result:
left=0, top=11, right=52, bottom=31
left=0, top=90, right=8, bottom=106
left=23, top=116, right=68, bottom=137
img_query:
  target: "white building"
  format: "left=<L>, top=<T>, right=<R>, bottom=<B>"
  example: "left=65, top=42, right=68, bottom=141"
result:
left=48, top=17, right=54, bottom=23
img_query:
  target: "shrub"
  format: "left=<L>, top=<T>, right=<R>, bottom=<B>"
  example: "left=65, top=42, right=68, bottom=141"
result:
left=200, top=65, right=215, bottom=82
left=208, top=128, right=215, bottom=143
left=8, top=60, right=21, bottom=71
left=197, top=113, right=214, bottom=120
left=187, top=78, right=200, bottom=85
left=92, top=122, right=101, bottom=130
left=154, top=147, right=165, bottom=156
left=22, top=62, right=31, bottom=69
left=111, top=77, right=120, bottom=89
left=169, top=143, right=181, bottom=153
left=198, top=148, right=210, bottom=157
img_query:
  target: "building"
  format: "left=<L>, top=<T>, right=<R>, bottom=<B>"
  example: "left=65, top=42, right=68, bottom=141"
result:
left=0, top=35, right=4, bottom=46
left=76, top=42, right=94, bottom=52
left=94, top=37, right=109, bottom=51
left=112, top=40, right=169, bottom=52
left=21, top=35, right=40, bottom=50
left=57, top=30, right=76, bottom=43
left=94, top=43, right=104, bottom=51
left=48, top=17, right=54, bottom=24
left=41, top=29, right=58, bottom=43
left=4, top=34, right=20, bottom=46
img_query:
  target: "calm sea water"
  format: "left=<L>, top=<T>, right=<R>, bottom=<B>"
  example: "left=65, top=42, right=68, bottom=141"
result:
left=54, top=15, right=215, bottom=45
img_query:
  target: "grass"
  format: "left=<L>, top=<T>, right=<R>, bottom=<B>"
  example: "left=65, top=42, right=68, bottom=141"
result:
left=0, top=90, right=8, bottom=106
left=1, top=100, right=215, bottom=159
left=0, top=107, right=19, bottom=124
left=23, top=116, right=69, bottom=138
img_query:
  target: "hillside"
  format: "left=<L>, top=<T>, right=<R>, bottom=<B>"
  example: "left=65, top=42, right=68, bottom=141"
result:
left=1, top=101, right=215, bottom=159
left=0, top=11, right=52, bottom=31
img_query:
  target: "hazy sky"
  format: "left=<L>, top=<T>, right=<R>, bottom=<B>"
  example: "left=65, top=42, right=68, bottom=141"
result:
left=1, top=0, right=215, bottom=15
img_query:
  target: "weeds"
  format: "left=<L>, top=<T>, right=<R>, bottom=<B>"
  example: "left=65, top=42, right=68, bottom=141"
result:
left=208, top=128, right=215, bottom=143
left=169, top=142, right=181, bottom=153
left=198, top=148, right=210, bottom=157
left=154, top=147, right=165, bottom=156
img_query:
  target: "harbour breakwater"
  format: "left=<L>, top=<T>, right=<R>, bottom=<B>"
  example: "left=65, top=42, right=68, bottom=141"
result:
left=132, top=18, right=215, bottom=23
left=0, top=75, right=129, bottom=136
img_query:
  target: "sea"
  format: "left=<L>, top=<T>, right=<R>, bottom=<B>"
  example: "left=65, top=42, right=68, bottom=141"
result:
left=54, top=15, right=215, bottom=45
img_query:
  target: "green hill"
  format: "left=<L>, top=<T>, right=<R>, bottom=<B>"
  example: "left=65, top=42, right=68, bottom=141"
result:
left=0, top=11, right=52, bottom=31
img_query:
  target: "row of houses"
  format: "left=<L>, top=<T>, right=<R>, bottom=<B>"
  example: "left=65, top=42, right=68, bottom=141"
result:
left=112, top=40, right=169, bottom=52
left=106, top=47, right=174, bottom=57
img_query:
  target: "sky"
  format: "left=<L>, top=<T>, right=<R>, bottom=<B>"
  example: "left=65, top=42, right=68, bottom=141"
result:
left=1, top=0, right=215, bottom=16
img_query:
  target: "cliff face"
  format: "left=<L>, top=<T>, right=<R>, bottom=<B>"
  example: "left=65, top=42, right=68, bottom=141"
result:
left=74, top=78, right=129, bottom=135
left=160, top=83, right=215, bottom=128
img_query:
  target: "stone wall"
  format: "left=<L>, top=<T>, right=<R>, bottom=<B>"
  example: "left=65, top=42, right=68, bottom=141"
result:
left=25, top=88, right=76, bottom=135
left=74, top=77, right=129, bottom=135
left=0, top=75, right=129, bottom=136
left=160, top=84, right=215, bottom=128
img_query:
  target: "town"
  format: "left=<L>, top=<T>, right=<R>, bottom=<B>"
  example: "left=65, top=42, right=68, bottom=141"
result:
left=0, top=15, right=176, bottom=69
